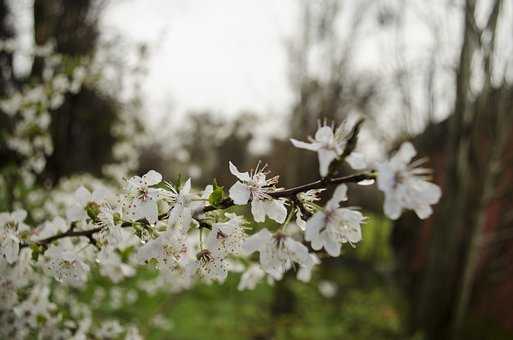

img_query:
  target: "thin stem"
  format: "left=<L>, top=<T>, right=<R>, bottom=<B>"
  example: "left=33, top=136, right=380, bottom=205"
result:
left=269, top=172, right=375, bottom=198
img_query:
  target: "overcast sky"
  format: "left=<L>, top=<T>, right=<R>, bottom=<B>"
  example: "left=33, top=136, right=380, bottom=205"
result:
left=98, top=0, right=512, bottom=141
left=102, top=0, right=298, bottom=122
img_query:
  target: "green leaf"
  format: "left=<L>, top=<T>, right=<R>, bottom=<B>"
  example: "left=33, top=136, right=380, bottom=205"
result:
left=208, top=179, right=225, bottom=207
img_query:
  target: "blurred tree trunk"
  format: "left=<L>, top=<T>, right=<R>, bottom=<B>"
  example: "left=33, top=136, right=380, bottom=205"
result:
left=414, top=1, right=477, bottom=336
left=0, top=0, right=14, bottom=95
left=32, top=0, right=100, bottom=76
left=31, top=0, right=119, bottom=183
left=411, top=1, right=512, bottom=338
left=0, top=0, right=16, bottom=210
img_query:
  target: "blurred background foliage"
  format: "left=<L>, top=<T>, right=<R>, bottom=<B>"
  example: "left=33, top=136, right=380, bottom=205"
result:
left=1, top=0, right=513, bottom=339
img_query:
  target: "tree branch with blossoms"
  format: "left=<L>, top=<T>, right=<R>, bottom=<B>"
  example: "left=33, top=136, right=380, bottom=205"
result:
left=0, top=118, right=441, bottom=338
left=19, top=171, right=375, bottom=248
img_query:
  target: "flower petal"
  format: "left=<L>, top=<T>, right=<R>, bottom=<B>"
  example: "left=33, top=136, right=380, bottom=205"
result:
left=181, top=178, right=192, bottom=194
left=286, top=238, right=313, bottom=267
left=242, top=228, right=272, bottom=255
left=305, top=212, right=324, bottom=249
left=229, top=161, right=251, bottom=182
left=265, top=199, right=287, bottom=224
left=12, top=209, right=27, bottom=223
left=384, top=194, right=402, bottom=220
left=135, top=198, right=158, bottom=224
left=251, top=199, right=266, bottom=222
left=92, top=186, right=110, bottom=202
left=346, top=152, right=367, bottom=170
left=392, top=142, right=416, bottom=165
left=321, top=232, right=341, bottom=257
left=143, top=170, right=162, bottom=186
left=1, top=234, right=19, bottom=264
left=326, top=184, right=347, bottom=210
left=414, top=204, right=433, bottom=220
left=66, top=206, right=87, bottom=222
left=314, top=126, right=334, bottom=143
left=318, top=149, right=337, bottom=177
left=74, top=186, right=91, bottom=206
left=290, top=138, right=321, bottom=151
left=229, top=182, right=251, bottom=205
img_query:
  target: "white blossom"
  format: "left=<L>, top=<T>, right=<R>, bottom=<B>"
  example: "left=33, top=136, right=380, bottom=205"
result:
left=192, top=249, right=228, bottom=283
left=44, top=240, right=90, bottom=286
left=96, top=204, right=138, bottom=250
left=0, top=209, right=28, bottom=264
left=165, top=178, right=205, bottom=230
left=295, top=189, right=325, bottom=230
left=290, top=120, right=367, bottom=177
left=97, top=249, right=135, bottom=283
left=228, top=162, right=287, bottom=223
left=31, top=216, right=67, bottom=241
left=66, top=185, right=110, bottom=222
left=124, top=170, right=163, bottom=224
left=135, top=229, right=188, bottom=272
left=237, top=264, right=267, bottom=290
left=305, top=184, right=365, bottom=257
left=97, top=224, right=138, bottom=250
left=377, top=142, right=441, bottom=220
left=297, top=253, right=321, bottom=282
left=206, top=213, right=248, bottom=255
left=242, top=228, right=314, bottom=280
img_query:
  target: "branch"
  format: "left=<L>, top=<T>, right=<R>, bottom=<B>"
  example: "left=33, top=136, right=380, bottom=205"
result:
left=28, top=227, right=103, bottom=248
left=269, top=172, right=375, bottom=198
left=22, top=172, right=376, bottom=249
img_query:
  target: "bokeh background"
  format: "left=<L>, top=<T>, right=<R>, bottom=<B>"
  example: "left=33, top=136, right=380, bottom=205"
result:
left=1, top=0, right=513, bottom=339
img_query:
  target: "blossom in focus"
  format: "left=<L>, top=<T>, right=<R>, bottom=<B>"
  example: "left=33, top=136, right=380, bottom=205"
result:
left=377, top=142, right=441, bottom=219
left=124, top=170, right=162, bottom=224
left=135, top=230, right=188, bottom=272
left=166, top=178, right=204, bottom=230
left=95, top=203, right=138, bottom=249
left=305, top=184, right=365, bottom=257
left=228, top=162, right=287, bottom=223
left=206, top=213, right=248, bottom=255
left=242, top=228, right=314, bottom=280
left=192, top=249, right=228, bottom=283
left=295, top=189, right=325, bottom=230
left=66, top=185, right=111, bottom=222
left=97, top=225, right=138, bottom=251
left=290, top=120, right=366, bottom=177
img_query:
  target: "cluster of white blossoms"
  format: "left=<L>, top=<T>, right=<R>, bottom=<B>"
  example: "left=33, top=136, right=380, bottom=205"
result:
left=0, top=118, right=441, bottom=338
